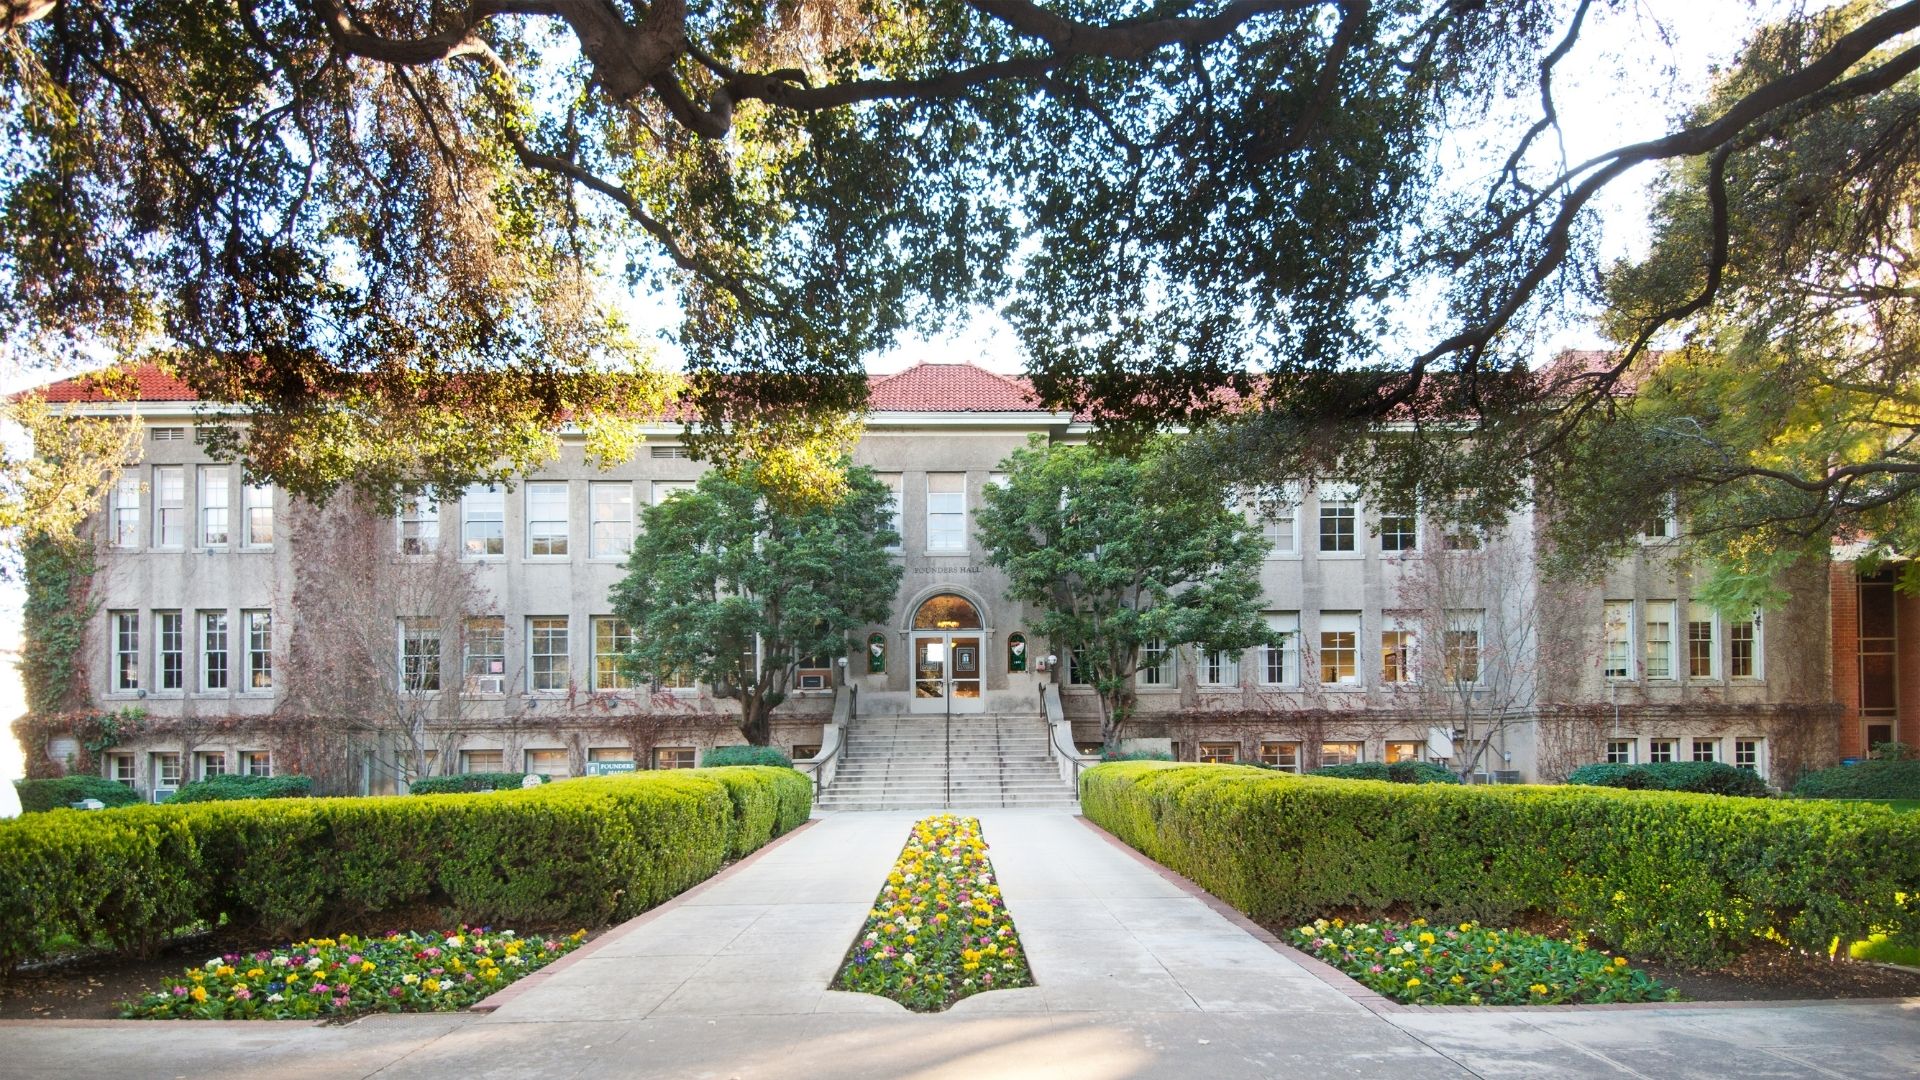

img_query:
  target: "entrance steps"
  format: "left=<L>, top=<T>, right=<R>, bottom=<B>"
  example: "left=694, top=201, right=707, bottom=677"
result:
left=815, top=714, right=1079, bottom=812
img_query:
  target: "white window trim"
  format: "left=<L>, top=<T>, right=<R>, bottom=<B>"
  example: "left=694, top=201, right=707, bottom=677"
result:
left=242, top=609, right=273, bottom=694
left=1377, top=508, right=1421, bottom=556
left=1644, top=600, right=1677, bottom=682
left=1315, top=484, right=1362, bottom=559
left=1602, top=600, right=1635, bottom=681
left=1318, top=612, right=1362, bottom=688
left=925, top=475, right=968, bottom=555
left=525, top=482, right=570, bottom=559
left=1259, top=613, right=1300, bottom=687
left=527, top=616, right=571, bottom=694
left=1729, top=609, right=1764, bottom=681
left=588, top=482, right=635, bottom=561
left=241, top=482, right=274, bottom=549
left=462, top=485, right=507, bottom=559
left=1685, top=602, right=1720, bottom=682
left=198, top=465, right=231, bottom=549
left=1257, top=484, right=1301, bottom=560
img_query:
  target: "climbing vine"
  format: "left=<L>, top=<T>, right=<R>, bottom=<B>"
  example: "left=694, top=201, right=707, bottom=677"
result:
left=20, top=535, right=98, bottom=716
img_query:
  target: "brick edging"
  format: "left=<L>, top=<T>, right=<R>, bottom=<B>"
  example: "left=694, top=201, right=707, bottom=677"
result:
left=1071, top=815, right=1920, bottom=1016
left=468, top=817, right=819, bottom=1014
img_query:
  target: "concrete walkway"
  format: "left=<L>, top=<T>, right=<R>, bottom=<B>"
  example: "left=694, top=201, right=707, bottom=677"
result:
left=3, top=809, right=1916, bottom=1079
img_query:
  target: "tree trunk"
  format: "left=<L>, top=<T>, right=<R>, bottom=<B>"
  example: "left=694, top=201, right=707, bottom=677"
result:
left=739, top=697, right=774, bottom=746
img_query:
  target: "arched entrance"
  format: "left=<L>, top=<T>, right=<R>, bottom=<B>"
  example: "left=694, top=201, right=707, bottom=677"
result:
left=910, top=594, right=985, bottom=714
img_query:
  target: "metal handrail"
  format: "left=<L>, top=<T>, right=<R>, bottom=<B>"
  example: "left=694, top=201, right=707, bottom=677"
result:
left=804, top=685, right=854, bottom=801
left=1048, top=714, right=1088, bottom=789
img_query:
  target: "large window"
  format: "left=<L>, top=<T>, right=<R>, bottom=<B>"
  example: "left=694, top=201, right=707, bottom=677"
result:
left=1257, top=741, right=1300, bottom=771
left=1258, top=486, right=1298, bottom=555
left=1384, top=741, right=1422, bottom=763
left=1261, top=612, right=1299, bottom=686
left=1605, top=739, right=1635, bottom=764
left=196, top=751, right=227, bottom=780
left=1137, top=639, right=1172, bottom=687
left=201, top=611, right=229, bottom=691
left=1317, top=485, right=1356, bottom=553
left=152, top=752, right=182, bottom=798
left=526, top=482, right=569, bottom=557
left=109, top=753, right=136, bottom=786
left=400, top=618, right=441, bottom=692
left=111, top=474, right=141, bottom=548
left=464, top=616, right=506, bottom=693
left=589, top=483, right=633, bottom=559
left=463, top=485, right=505, bottom=556
left=199, top=466, right=230, bottom=547
left=1860, top=572, right=1897, bottom=719
left=1729, top=610, right=1761, bottom=679
left=1199, top=648, right=1239, bottom=687
left=153, top=465, right=185, bottom=548
left=1319, top=612, right=1359, bottom=684
left=882, top=475, right=904, bottom=553
left=528, top=617, right=570, bottom=692
left=243, top=610, right=272, bottom=690
left=1644, top=600, right=1676, bottom=680
left=1444, top=610, right=1482, bottom=685
left=1691, top=738, right=1719, bottom=763
left=1198, top=742, right=1239, bottom=764
left=399, top=495, right=439, bottom=554
left=241, top=750, right=272, bottom=777
left=926, top=473, right=967, bottom=552
left=525, top=748, right=570, bottom=777
left=243, top=482, right=274, bottom=547
left=1321, top=741, right=1363, bottom=766
left=1380, top=624, right=1414, bottom=684
left=593, top=616, right=635, bottom=691
left=1648, top=738, right=1677, bottom=763
left=1602, top=601, right=1634, bottom=679
left=1379, top=511, right=1417, bottom=553
left=462, top=749, right=505, bottom=774
left=155, top=611, right=183, bottom=692
left=111, top=611, right=139, bottom=692
left=1686, top=602, right=1717, bottom=679
left=654, top=746, right=696, bottom=770
left=1734, top=738, right=1764, bottom=776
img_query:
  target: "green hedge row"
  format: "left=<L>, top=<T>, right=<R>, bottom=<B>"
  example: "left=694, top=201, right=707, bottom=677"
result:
left=1309, top=761, right=1461, bottom=785
left=14, top=776, right=141, bottom=813
left=409, top=772, right=549, bottom=795
left=0, top=766, right=810, bottom=972
left=1566, top=761, right=1770, bottom=797
left=169, top=774, right=314, bottom=803
left=701, top=746, right=794, bottom=768
left=1080, top=762, right=1919, bottom=966
left=1792, top=759, right=1920, bottom=800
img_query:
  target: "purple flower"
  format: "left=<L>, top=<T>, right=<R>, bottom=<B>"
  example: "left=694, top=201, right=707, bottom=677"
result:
left=332, top=995, right=350, bottom=1007
left=172, top=986, right=189, bottom=997
left=347, top=954, right=363, bottom=965
left=312, top=983, right=330, bottom=994
left=389, top=987, right=405, bottom=998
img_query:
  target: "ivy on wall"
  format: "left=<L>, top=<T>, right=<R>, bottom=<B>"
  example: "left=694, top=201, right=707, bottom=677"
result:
left=20, top=536, right=97, bottom=716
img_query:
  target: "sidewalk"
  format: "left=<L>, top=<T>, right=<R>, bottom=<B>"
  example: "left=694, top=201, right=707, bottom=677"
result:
left=2, top=809, right=1915, bottom=1079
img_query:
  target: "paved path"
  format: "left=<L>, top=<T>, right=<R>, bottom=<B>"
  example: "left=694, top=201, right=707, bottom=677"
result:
left=3, top=809, right=1916, bottom=1079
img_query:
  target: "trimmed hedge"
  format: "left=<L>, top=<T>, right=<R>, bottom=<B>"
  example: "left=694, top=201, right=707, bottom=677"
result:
left=1101, top=748, right=1173, bottom=762
left=1793, top=759, right=1920, bottom=801
left=1080, top=761, right=1919, bottom=966
left=1309, top=761, right=1461, bottom=785
left=168, top=774, right=314, bottom=803
left=0, top=766, right=809, bottom=972
left=701, top=745, right=794, bottom=768
left=699, top=766, right=813, bottom=857
left=14, top=776, right=141, bottom=813
left=1566, top=761, right=1771, bottom=797
left=409, top=772, right=547, bottom=795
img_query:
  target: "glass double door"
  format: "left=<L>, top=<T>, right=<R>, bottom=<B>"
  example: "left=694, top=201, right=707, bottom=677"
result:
left=911, top=632, right=984, bottom=713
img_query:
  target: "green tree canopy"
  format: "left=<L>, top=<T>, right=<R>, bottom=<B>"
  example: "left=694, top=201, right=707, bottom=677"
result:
left=607, top=461, right=901, bottom=745
left=977, top=436, right=1270, bottom=746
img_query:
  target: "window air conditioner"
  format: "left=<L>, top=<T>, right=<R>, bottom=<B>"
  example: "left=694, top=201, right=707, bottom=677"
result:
left=152, top=787, right=176, bottom=803
left=468, top=676, right=504, bottom=695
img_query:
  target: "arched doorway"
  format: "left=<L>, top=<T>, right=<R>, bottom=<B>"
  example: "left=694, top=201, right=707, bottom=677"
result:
left=911, top=594, right=985, bottom=714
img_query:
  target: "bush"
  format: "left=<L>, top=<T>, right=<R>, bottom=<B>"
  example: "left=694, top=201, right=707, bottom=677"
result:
left=1793, top=759, right=1920, bottom=801
left=1100, top=748, right=1173, bottom=762
left=168, top=774, right=314, bottom=803
left=1080, top=761, right=1920, bottom=966
left=0, top=768, right=811, bottom=972
left=14, top=775, right=141, bottom=813
left=694, top=766, right=813, bottom=857
left=700, top=745, right=793, bottom=768
left=408, top=772, right=546, bottom=795
left=1310, top=761, right=1462, bottom=785
left=1567, top=760, right=1771, bottom=797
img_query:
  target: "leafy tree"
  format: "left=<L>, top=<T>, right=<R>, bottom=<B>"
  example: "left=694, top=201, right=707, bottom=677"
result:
left=0, top=394, right=139, bottom=568
left=608, top=462, right=900, bottom=745
left=977, top=436, right=1269, bottom=747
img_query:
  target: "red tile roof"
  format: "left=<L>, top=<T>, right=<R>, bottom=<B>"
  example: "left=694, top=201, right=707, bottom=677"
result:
left=34, top=364, right=197, bottom=403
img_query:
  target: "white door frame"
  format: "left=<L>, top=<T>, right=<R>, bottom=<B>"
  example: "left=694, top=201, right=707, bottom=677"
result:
left=909, top=631, right=986, bottom=714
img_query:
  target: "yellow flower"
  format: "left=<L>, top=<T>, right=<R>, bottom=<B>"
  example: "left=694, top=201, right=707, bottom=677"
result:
left=1405, top=978, right=1421, bottom=988
left=1450, top=975, right=1465, bottom=985
left=189, top=986, right=207, bottom=1003
left=423, top=978, right=441, bottom=993
left=1613, top=956, right=1628, bottom=967
left=1418, top=933, right=1435, bottom=945
left=215, top=965, right=234, bottom=977
left=1529, top=984, right=1549, bottom=995
left=1458, top=923, right=1472, bottom=933
left=1488, top=961, right=1504, bottom=973
left=360, top=961, right=376, bottom=973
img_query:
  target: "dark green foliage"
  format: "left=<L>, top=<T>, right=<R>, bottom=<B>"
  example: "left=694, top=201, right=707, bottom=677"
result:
left=0, top=768, right=810, bottom=972
left=1310, top=761, right=1462, bottom=785
left=1081, top=761, right=1919, bottom=966
left=1793, top=760, right=1920, bottom=801
left=1567, top=761, right=1771, bottom=797
left=21, top=538, right=96, bottom=717
left=14, top=775, right=140, bottom=813
left=701, top=746, right=794, bottom=769
left=1101, top=748, right=1174, bottom=762
left=408, top=773, right=546, bottom=795
left=168, top=774, right=313, bottom=803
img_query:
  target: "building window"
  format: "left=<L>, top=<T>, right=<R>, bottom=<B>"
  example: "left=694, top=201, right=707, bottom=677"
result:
left=199, top=466, right=230, bottom=547
left=1642, top=497, right=1678, bottom=540
left=1198, top=742, right=1239, bottom=764
left=463, top=484, right=505, bottom=556
left=1384, top=741, right=1422, bottom=763
left=153, top=465, right=185, bottom=548
left=1319, top=612, right=1358, bottom=685
left=1067, top=646, right=1091, bottom=687
left=1379, top=512, right=1417, bottom=553
left=650, top=444, right=690, bottom=459
left=1261, top=612, right=1299, bottom=686
left=461, top=749, right=505, bottom=774
left=1199, top=648, right=1239, bottom=687
left=589, top=482, right=633, bottom=559
left=111, top=474, right=141, bottom=548
left=152, top=752, right=182, bottom=796
left=1686, top=602, right=1717, bottom=679
left=151, top=426, right=185, bottom=442
left=1380, top=626, right=1414, bottom=684
left=109, top=753, right=136, bottom=786
left=1729, top=610, right=1760, bottom=679
left=1648, top=738, right=1677, bottom=763
left=525, top=748, right=570, bottom=777
left=1690, top=738, right=1719, bottom=763
left=587, top=746, right=631, bottom=765
left=1258, top=486, right=1298, bottom=555
left=1444, top=610, right=1482, bottom=685
left=1643, top=600, right=1676, bottom=680
left=243, top=482, right=274, bottom=547
left=1257, top=741, right=1300, bottom=771
left=1603, top=601, right=1634, bottom=679
left=927, top=473, right=967, bottom=552
left=882, top=475, right=904, bottom=553
left=1605, top=740, right=1636, bottom=764
left=464, top=616, right=507, bottom=694
left=654, top=746, right=696, bottom=770
left=652, top=480, right=696, bottom=505
left=243, top=610, right=273, bottom=690
left=399, top=495, right=439, bottom=554
left=1321, top=741, right=1363, bottom=766
left=1137, top=639, right=1171, bottom=687
left=241, top=750, right=272, bottom=777
left=110, top=611, right=139, bottom=692
left=400, top=618, right=441, bottom=693
left=1734, top=738, right=1763, bottom=775
left=792, top=743, right=821, bottom=760
left=1860, top=572, right=1897, bottom=718
left=155, top=610, right=183, bottom=692
left=593, top=616, right=635, bottom=691
left=526, top=482, right=569, bottom=557
left=201, top=611, right=229, bottom=691
left=196, top=751, right=227, bottom=780
left=1317, top=486, right=1356, bottom=552
left=528, top=617, right=570, bottom=692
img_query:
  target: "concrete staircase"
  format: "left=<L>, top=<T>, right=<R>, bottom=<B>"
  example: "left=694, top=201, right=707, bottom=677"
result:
left=815, top=714, right=1079, bottom=812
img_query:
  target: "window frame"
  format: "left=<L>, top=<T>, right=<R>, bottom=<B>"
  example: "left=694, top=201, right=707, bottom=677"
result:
left=1256, top=740, right=1300, bottom=771
left=242, top=482, right=274, bottom=548
left=1690, top=737, right=1719, bottom=763
left=1380, top=624, right=1415, bottom=685
left=242, top=609, right=273, bottom=692
left=461, top=749, right=506, bottom=774
left=1320, top=740, right=1363, bottom=766
left=653, top=746, right=696, bottom=770
left=462, top=484, right=506, bottom=558
left=592, top=616, right=636, bottom=691
left=200, top=611, right=229, bottom=692
left=1605, top=739, right=1636, bottom=765
left=110, top=474, right=141, bottom=548
left=398, top=495, right=439, bottom=555
left=198, top=465, right=230, bottom=548
left=196, top=750, right=227, bottom=781
left=1729, top=610, right=1762, bottom=680
left=1136, top=638, right=1173, bottom=688
left=588, top=482, right=634, bottom=560
left=1316, top=485, right=1358, bottom=555
left=1733, top=737, right=1764, bottom=776
left=1643, top=600, right=1677, bottom=681
left=1318, top=612, right=1360, bottom=686
left=1260, top=612, right=1300, bottom=687
left=525, top=481, right=570, bottom=558
left=1602, top=600, right=1634, bottom=680
left=925, top=473, right=967, bottom=553
left=110, top=610, right=140, bottom=693
left=527, top=616, right=571, bottom=693
left=463, top=616, right=508, bottom=694
left=155, top=610, right=184, bottom=692
left=240, top=750, right=272, bottom=777
left=1378, top=510, right=1418, bottom=553
left=1198, top=646, right=1240, bottom=688
left=399, top=617, right=442, bottom=693
left=1256, top=485, right=1300, bottom=557
left=1444, top=609, right=1483, bottom=686
left=1685, top=601, right=1719, bottom=680
left=1648, top=738, right=1677, bottom=763
left=152, top=465, right=185, bottom=549
left=1198, top=741, right=1239, bottom=764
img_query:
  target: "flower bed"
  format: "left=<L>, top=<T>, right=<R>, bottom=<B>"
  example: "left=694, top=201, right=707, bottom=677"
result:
left=834, top=814, right=1034, bottom=1011
left=120, top=928, right=587, bottom=1020
left=1291, top=918, right=1678, bottom=1005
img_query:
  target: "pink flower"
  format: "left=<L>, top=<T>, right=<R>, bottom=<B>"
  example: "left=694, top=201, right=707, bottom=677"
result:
left=312, top=983, right=330, bottom=993
left=424, top=947, right=441, bottom=958
left=346, top=954, right=363, bottom=965
left=234, top=987, right=252, bottom=1000
left=389, top=987, right=405, bottom=998
left=172, top=986, right=189, bottom=997
left=1369, top=965, right=1384, bottom=974
left=332, top=995, right=350, bottom=1007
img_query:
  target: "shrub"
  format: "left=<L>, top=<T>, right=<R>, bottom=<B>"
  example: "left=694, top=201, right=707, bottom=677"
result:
left=0, top=769, right=810, bottom=972
left=169, top=775, right=314, bottom=803
left=1080, top=761, right=1920, bottom=966
left=693, top=766, right=813, bottom=857
left=408, top=772, right=546, bottom=795
left=1310, top=761, right=1462, bottom=785
left=1567, top=760, right=1771, bottom=797
left=700, top=745, right=793, bottom=768
left=1100, top=748, right=1173, bottom=762
left=1793, top=759, right=1920, bottom=801
left=14, top=775, right=141, bottom=813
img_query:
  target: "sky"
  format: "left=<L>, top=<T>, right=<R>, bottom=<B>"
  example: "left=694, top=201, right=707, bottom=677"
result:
left=0, top=0, right=1838, bottom=785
